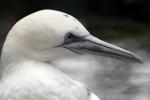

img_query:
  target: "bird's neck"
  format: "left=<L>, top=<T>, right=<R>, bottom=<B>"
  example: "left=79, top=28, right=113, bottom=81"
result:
left=1, top=38, right=50, bottom=66
left=0, top=39, right=73, bottom=77
left=0, top=43, right=49, bottom=78
left=0, top=39, right=28, bottom=76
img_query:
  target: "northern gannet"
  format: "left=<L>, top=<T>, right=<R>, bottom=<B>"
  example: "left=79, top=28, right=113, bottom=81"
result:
left=0, top=10, right=141, bottom=100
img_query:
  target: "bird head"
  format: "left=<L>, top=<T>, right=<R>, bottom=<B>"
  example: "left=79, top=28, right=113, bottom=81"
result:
left=2, top=10, right=142, bottom=66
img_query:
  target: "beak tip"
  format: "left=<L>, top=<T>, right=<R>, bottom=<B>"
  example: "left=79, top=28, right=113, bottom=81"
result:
left=137, top=58, right=143, bottom=64
left=136, top=58, right=143, bottom=63
left=132, top=54, right=143, bottom=63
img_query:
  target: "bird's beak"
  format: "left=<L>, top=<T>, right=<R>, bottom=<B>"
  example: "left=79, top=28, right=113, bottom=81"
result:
left=64, top=35, right=142, bottom=63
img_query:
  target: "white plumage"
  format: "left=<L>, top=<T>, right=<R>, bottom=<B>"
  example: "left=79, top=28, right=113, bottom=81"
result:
left=0, top=10, right=141, bottom=100
left=0, top=61, right=97, bottom=100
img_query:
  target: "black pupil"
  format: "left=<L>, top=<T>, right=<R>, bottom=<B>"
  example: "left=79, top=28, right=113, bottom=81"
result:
left=64, top=33, right=79, bottom=44
left=68, top=34, right=72, bottom=39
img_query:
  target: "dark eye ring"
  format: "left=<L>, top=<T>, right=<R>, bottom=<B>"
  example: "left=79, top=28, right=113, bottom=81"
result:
left=68, top=34, right=72, bottom=39
left=67, top=33, right=74, bottom=40
left=64, top=32, right=78, bottom=44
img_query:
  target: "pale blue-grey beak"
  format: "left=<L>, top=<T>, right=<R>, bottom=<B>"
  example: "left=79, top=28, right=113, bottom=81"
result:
left=64, top=35, right=142, bottom=63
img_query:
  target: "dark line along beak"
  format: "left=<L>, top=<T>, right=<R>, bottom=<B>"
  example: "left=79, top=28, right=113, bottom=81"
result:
left=64, top=35, right=142, bottom=63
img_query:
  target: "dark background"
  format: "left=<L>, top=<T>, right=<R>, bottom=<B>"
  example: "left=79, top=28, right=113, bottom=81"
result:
left=0, top=0, right=150, bottom=42
left=0, top=0, right=150, bottom=100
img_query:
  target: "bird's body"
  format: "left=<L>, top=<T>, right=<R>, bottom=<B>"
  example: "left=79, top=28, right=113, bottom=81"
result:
left=0, top=10, right=141, bottom=100
left=0, top=60, right=99, bottom=100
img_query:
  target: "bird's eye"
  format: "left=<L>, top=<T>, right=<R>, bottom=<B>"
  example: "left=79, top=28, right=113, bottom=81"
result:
left=64, top=32, right=77, bottom=44
left=67, top=33, right=73, bottom=40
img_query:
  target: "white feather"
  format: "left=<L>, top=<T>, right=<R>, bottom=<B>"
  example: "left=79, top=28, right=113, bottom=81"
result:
left=90, top=93, right=100, bottom=100
left=0, top=10, right=101, bottom=100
